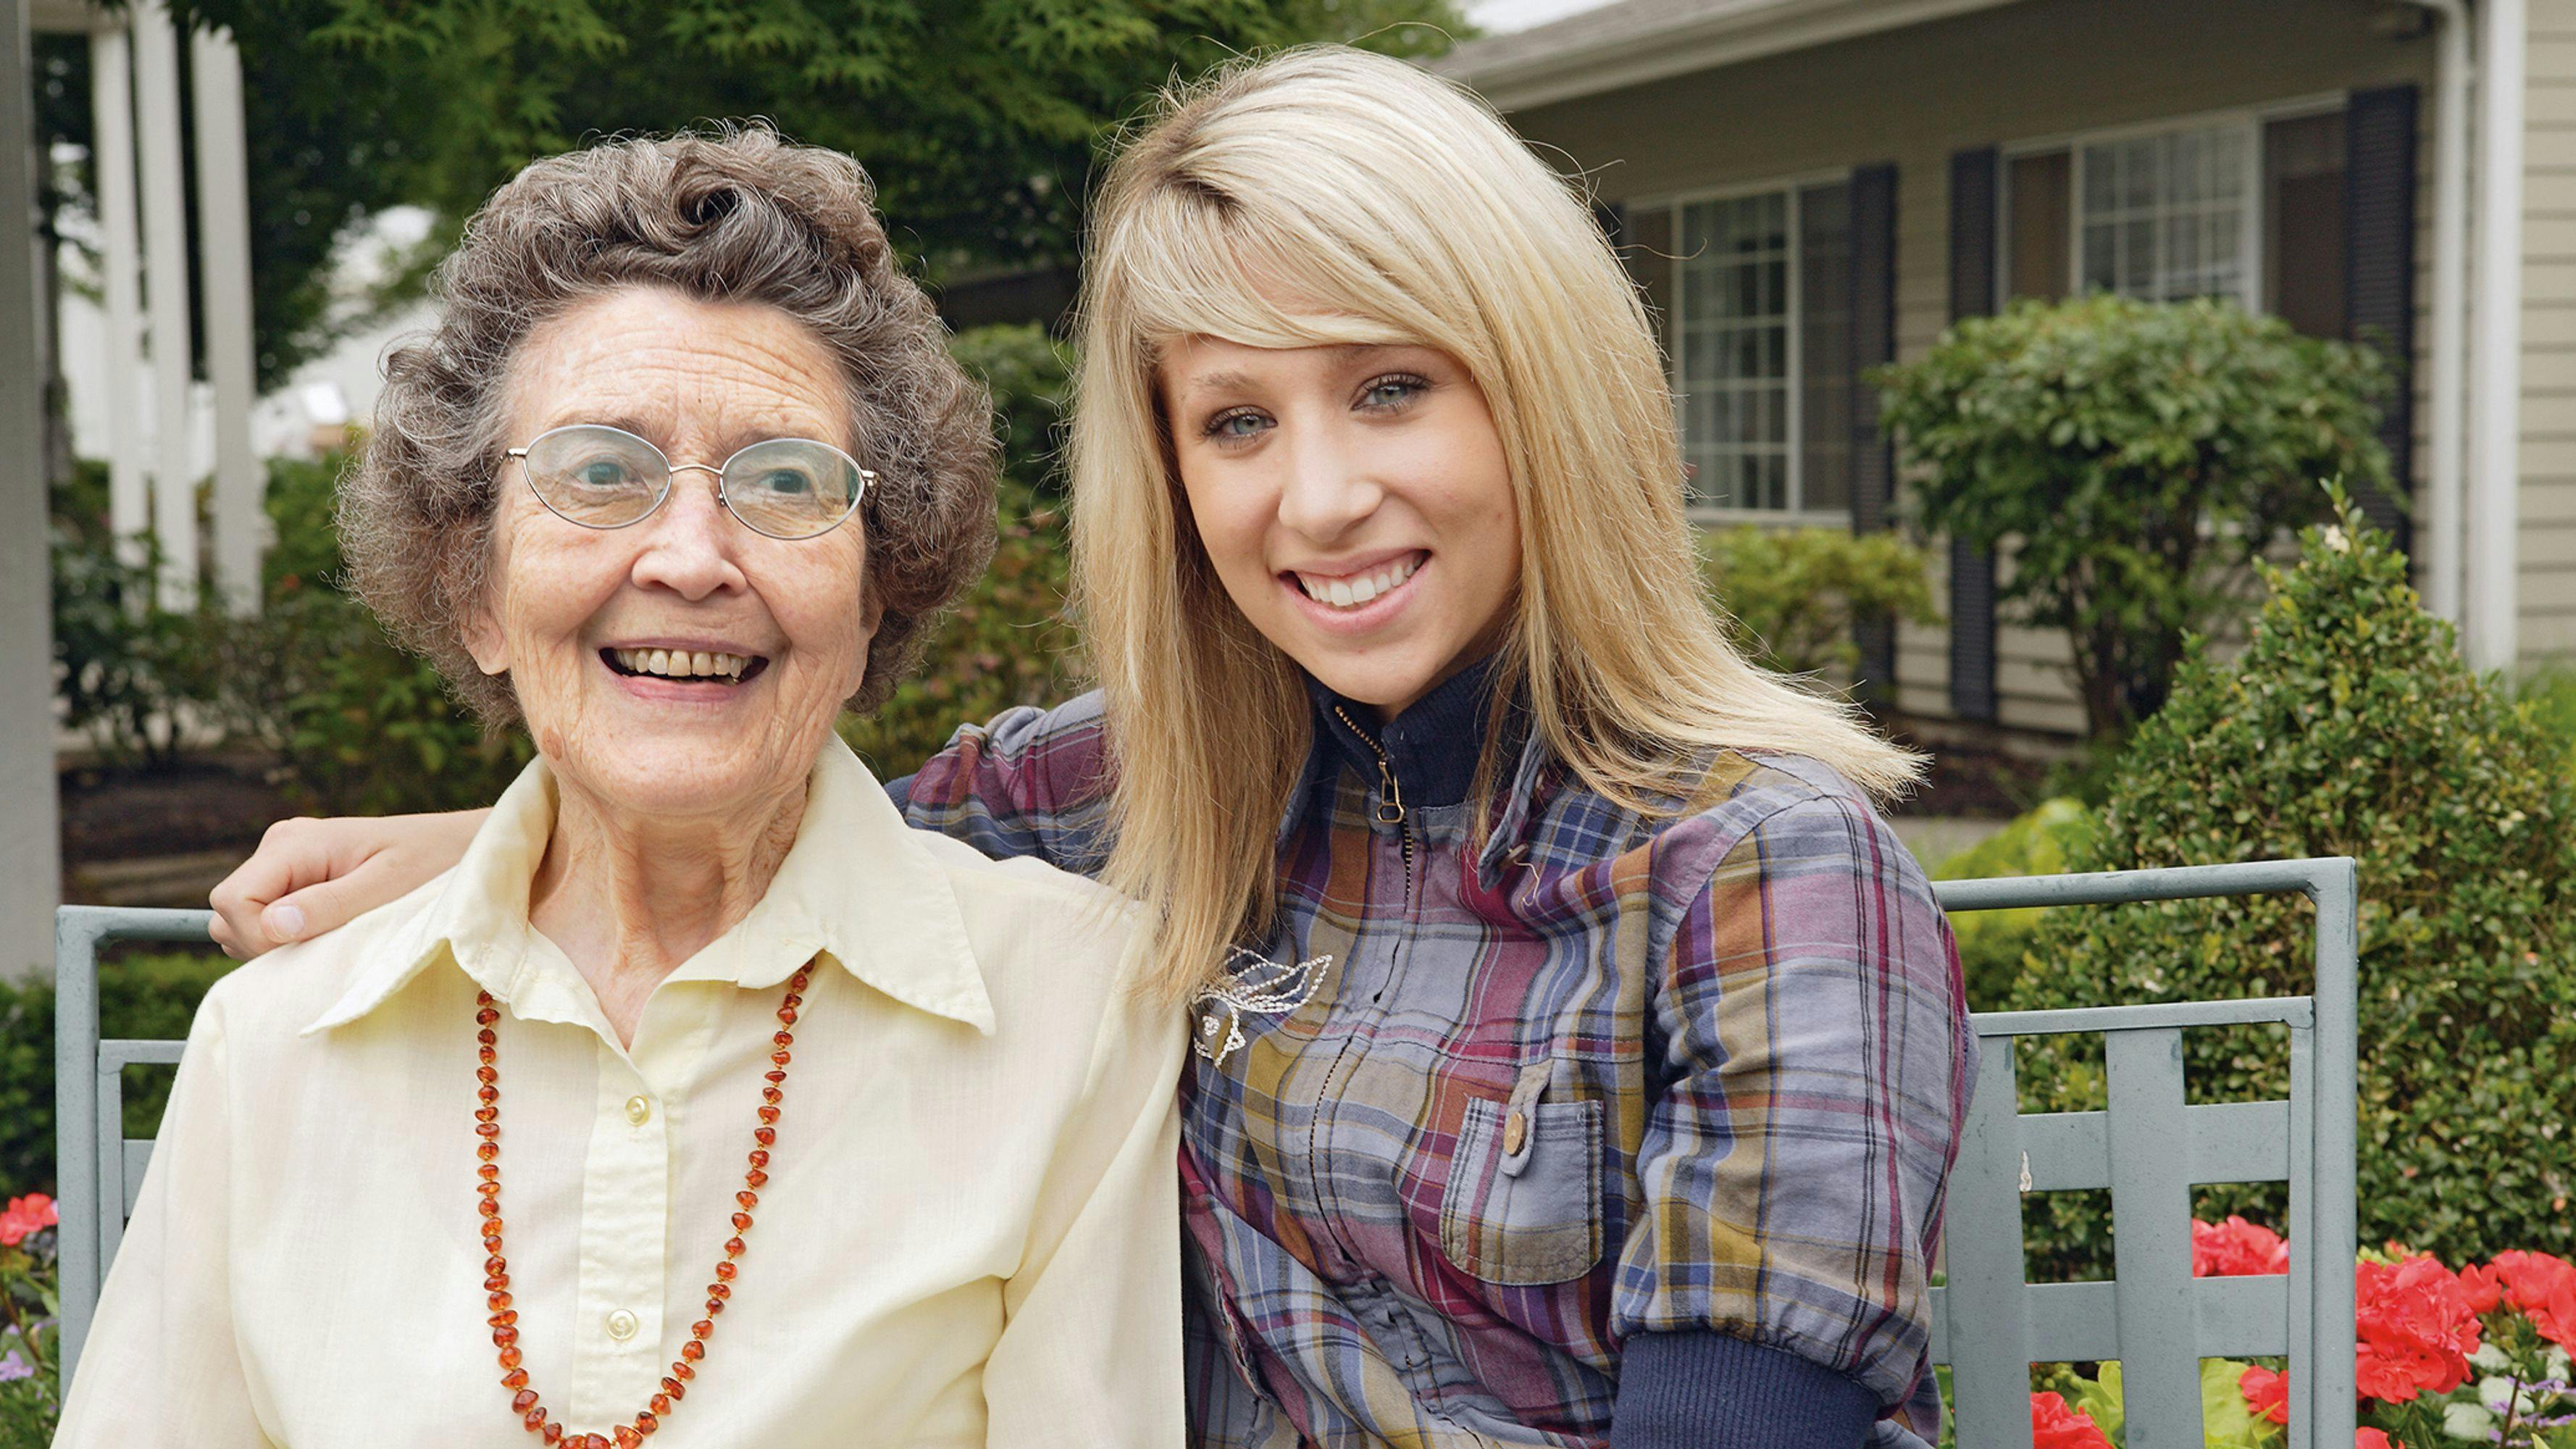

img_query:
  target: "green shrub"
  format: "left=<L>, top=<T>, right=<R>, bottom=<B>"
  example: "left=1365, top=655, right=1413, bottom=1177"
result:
left=2518, top=664, right=2576, bottom=781
left=1873, top=295, right=2392, bottom=735
left=49, top=462, right=222, bottom=769
left=841, top=326, right=1086, bottom=777
left=0, top=951, right=235, bottom=1195
left=1697, top=525, right=1940, bottom=681
left=1931, top=797, right=2095, bottom=1011
left=2010, top=488, right=2576, bottom=1265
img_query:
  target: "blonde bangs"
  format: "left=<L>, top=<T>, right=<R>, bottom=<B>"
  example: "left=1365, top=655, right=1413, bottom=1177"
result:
left=1074, top=45, right=1924, bottom=1007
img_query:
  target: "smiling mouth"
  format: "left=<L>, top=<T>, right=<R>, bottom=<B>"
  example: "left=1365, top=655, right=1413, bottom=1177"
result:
left=601, top=647, right=770, bottom=684
left=1289, top=552, right=1425, bottom=611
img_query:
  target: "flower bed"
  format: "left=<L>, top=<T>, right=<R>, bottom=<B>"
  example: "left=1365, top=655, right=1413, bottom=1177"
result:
left=2011, top=1218, right=2575, bottom=1448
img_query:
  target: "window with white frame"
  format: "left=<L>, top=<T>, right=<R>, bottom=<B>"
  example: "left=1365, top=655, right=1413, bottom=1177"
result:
left=2004, top=106, right=2349, bottom=336
left=2076, top=125, right=2254, bottom=302
left=1649, top=179, right=1854, bottom=515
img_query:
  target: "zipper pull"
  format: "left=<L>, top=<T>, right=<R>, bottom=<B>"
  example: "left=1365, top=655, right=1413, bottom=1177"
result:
left=1374, top=758, right=1405, bottom=826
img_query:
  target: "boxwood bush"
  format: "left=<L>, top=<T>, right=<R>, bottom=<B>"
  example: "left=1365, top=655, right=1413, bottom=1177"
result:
left=2007, top=488, right=2576, bottom=1265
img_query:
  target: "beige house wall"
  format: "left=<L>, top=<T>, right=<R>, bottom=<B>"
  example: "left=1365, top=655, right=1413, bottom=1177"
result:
left=1497, top=0, right=2472, bottom=730
left=2530, top=0, right=2576, bottom=661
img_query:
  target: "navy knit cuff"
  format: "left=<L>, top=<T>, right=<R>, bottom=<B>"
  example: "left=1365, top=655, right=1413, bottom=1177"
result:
left=1610, top=1330, right=1878, bottom=1449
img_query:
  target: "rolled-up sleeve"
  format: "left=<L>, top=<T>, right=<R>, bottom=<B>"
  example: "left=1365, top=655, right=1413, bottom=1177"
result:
left=57, top=988, right=267, bottom=1448
left=982, top=935, right=1187, bottom=1448
left=1611, top=791, right=1973, bottom=1440
left=895, top=693, right=1116, bottom=874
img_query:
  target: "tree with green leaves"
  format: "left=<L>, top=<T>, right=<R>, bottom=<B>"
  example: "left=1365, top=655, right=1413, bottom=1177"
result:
left=1872, top=294, right=2392, bottom=736
left=112, top=0, right=1465, bottom=388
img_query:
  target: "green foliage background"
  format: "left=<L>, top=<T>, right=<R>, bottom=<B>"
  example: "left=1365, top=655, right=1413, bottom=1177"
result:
left=1697, top=525, right=1939, bottom=681
left=1874, top=295, right=2392, bottom=736
left=2007, top=490, right=2576, bottom=1266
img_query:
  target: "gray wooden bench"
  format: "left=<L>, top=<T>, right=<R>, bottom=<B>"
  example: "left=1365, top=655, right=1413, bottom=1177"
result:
left=54, top=856, right=2361, bottom=1443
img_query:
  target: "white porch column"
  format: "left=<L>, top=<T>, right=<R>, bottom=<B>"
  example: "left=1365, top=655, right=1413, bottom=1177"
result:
left=132, top=0, right=195, bottom=609
left=2470, top=0, right=2526, bottom=671
left=191, top=22, right=260, bottom=614
left=87, top=20, right=147, bottom=562
left=1, top=0, right=65, bottom=977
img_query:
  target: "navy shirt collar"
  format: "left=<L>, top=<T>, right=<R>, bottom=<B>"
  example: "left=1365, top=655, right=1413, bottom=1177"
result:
left=1303, top=655, right=1501, bottom=811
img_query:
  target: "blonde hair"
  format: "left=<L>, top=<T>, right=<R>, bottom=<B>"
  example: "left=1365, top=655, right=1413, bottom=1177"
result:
left=1071, top=45, right=1924, bottom=1005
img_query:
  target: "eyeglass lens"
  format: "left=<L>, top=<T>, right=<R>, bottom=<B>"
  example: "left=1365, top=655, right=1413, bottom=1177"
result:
left=519, top=425, right=863, bottom=539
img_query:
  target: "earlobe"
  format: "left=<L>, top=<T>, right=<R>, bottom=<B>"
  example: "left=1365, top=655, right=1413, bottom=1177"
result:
left=462, top=603, right=509, bottom=677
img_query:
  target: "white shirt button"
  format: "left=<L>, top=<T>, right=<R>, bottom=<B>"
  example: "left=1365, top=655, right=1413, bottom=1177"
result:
left=624, top=1095, right=651, bottom=1127
left=606, top=1308, right=638, bottom=1341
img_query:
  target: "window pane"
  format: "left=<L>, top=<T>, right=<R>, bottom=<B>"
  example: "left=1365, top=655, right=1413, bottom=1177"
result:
left=2078, top=122, right=2254, bottom=304
left=1676, top=190, right=1794, bottom=511
left=2264, top=110, right=2347, bottom=336
left=2007, top=151, right=2073, bottom=302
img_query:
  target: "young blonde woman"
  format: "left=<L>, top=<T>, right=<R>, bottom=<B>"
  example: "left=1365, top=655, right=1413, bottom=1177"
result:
left=211, top=45, right=1973, bottom=1449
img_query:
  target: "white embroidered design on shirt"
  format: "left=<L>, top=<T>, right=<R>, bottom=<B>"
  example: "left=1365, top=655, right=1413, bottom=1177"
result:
left=1192, top=948, right=1333, bottom=1069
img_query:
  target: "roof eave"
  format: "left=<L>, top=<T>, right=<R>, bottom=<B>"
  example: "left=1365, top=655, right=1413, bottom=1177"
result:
left=1439, top=0, right=2030, bottom=112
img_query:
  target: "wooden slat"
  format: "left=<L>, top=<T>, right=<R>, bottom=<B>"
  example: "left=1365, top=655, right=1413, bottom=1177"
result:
left=2018, top=1100, right=2290, bottom=1193
left=2106, top=1029, right=2204, bottom=1448
left=1936, top=1041, right=2037, bottom=1448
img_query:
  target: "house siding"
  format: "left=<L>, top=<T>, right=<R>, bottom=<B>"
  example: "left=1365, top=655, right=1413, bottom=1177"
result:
left=1494, top=0, right=2462, bottom=731
left=2528, top=2, right=2576, bottom=664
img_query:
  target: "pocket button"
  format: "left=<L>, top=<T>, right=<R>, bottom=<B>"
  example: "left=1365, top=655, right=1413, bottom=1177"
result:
left=1502, top=1109, right=1529, bottom=1157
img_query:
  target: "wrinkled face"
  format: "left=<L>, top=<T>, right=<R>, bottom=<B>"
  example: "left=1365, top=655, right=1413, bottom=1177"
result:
left=466, top=285, right=879, bottom=822
left=1161, top=338, right=1521, bottom=719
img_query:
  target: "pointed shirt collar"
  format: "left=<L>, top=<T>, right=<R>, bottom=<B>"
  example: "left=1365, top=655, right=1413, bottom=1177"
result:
left=303, top=735, right=997, bottom=1037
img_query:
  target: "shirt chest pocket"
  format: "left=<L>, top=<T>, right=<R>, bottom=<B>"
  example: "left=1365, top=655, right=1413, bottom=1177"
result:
left=1437, top=1075, right=1605, bottom=1287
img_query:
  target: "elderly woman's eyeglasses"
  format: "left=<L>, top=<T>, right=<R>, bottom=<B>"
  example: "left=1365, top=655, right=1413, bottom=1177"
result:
left=506, top=424, right=874, bottom=541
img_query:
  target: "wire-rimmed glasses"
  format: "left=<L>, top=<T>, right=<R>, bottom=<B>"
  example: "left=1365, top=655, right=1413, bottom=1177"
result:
left=506, top=423, right=873, bottom=540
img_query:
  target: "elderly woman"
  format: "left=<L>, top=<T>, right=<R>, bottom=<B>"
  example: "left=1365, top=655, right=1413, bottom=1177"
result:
left=55, top=129, right=1184, bottom=1448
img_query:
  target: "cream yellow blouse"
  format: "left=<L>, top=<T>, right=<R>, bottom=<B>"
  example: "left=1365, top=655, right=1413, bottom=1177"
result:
left=58, top=737, right=1185, bottom=1447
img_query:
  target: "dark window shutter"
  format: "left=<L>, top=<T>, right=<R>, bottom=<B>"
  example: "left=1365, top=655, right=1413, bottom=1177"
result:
left=1946, top=146, right=2002, bottom=722
left=2345, top=85, right=2417, bottom=549
left=1847, top=162, right=1899, bottom=701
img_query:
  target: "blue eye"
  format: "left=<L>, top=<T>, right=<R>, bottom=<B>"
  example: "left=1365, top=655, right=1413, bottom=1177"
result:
left=753, top=467, right=811, bottom=496
left=1360, top=375, right=1426, bottom=410
left=1207, top=410, right=1270, bottom=440
left=574, top=457, right=635, bottom=489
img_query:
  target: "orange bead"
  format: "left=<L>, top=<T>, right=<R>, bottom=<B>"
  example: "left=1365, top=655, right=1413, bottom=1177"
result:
left=759, top=1087, right=782, bottom=1106
left=648, top=1394, right=671, bottom=1416
left=478, top=1142, right=498, bottom=1161
left=614, top=1429, right=642, bottom=1448
left=490, top=1291, right=514, bottom=1312
left=672, top=1360, right=695, bottom=1382
left=634, top=1411, right=658, bottom=1435
left=480, top=1162, right=500, bottom=1180
left=777, top=1007, right=798, bottom=1025
left=724, top=1236, right=745, bottom=1257
left=583, top=1435, right=611, bottom=1449
left=756, top=1107, right=779, bottom=1125
left=707, top=1282, right=730, bottom=1300
left=479, top=1084, right=500, bottom=1104
left=780, top=993, right=803, bottom=1009
left=762, top=1070, right=786, bottom=1085
left=690, top=1319, right=713, bottom=1340
left=502, top=1367, right=528, bottom=1390
left=770, top=1050, right=790, bottom=1066
left=476, top=1106, right=499, bottom=1124
left=680, top=1340, right=705, bottom=1363
left=716, top=1261, right=737, bottom=1281
left=772, top=1030, right=793, bottom=1048
left=479, top=1198, right=501, bottom=1218
left=513, top=1389, right=539, bottom=1413
left=476, top=1122, right=501, bottom=1140
left=729, top=1212, right=752, bottom=1232
left=743, top=1169, right=767, bottom=1189
left=485, top=1274, right=509, bottom=1292
left=523, top=1406, right=546, bottom=1430
left=499, top=1347, right=522, bottom=1369
left=704, top=1298, right=724, bottom=1316
left=736, top=1190, right=758, bottom=1211
left=753, top=1127, right=775, bottom=1147
left=492, top=1325, right=518, bottom=1347
left=660, top=1376, right=687, bottom=1400
left=746, top=1149, right=768, bottom=1169
left=541, top=1425, right=563, bottom=1446
left=489, top=1308, right=517, bottom=1327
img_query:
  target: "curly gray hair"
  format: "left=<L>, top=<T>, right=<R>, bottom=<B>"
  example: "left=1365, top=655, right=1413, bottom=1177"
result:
left=341, top=125, right=997, bottom=726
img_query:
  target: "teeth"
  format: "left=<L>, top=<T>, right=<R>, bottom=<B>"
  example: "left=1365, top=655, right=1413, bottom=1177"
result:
left=611, top=648, right=753, bottom=680
left=1296, top=554, right=1419, bottom=610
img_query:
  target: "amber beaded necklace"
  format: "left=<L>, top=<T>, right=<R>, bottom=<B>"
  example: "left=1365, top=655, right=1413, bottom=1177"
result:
left=474, top=961, right=814, bottom=1448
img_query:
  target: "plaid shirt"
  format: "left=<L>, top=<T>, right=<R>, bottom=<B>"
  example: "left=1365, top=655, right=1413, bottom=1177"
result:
left=900, top=678, right=1971, bottom=1448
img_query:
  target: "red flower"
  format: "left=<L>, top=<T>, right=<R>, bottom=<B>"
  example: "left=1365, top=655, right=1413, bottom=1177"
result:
left=0, top=1193, right=57, bottom=1248
left=2459, top=1261, right=2503, bottom=1314
left=2354, top=1253, right=2483, bottom=1403
left=2482, top=1250, right=2576, bottom=1353
left=2356, top=1431, right=2398, bottom=1449
left=2194, top=1216, right=2291, bottom=1277
left=2030, top=1392, right=2113, bottom=1449
left=2238, top=1364, right=2289, bottom=1425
